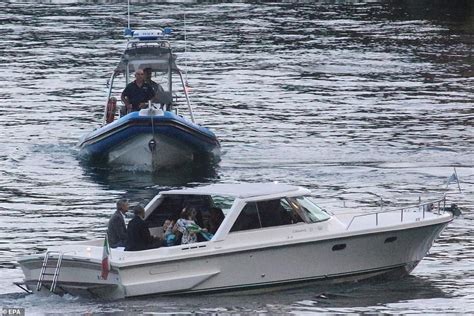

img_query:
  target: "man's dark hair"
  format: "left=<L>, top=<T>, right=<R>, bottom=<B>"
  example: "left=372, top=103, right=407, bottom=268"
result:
left=133, top=204, right=145, bottom=215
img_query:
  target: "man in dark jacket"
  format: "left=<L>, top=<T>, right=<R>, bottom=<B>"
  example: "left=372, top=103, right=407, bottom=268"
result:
left=126, top=205, right=162, bottom=251
left=121, top=69, right=155, bottom=113
left=107, top=199, right=129, bottom=248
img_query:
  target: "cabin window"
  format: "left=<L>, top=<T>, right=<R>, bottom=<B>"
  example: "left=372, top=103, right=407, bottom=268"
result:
left=230, top=202, right=261, bottom=232
left=230, top=198, right=304, bottom=232
left=145, top=194, right=233, bottom=243
left=258, top=199, right=295, bottom=227
left=230, top=196, right=330, bottom=232
left=145, top=194, right=210, bottom=229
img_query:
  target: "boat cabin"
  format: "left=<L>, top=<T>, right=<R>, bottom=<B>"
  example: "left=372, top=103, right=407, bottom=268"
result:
left=143, top=183, right=332, bottom=244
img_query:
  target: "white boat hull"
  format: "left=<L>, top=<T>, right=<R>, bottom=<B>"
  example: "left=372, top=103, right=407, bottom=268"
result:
left=108, top=133, right=195, bottom=170
left=18, top=221, right=447, bottom=298
left=119, top=223, right=445, bottom=297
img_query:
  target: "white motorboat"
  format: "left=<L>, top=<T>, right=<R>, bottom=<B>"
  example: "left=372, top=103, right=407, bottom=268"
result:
left=17, top=183, right=459, bottom=299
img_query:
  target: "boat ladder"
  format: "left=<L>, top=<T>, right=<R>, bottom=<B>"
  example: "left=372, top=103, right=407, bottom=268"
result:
left=36, top=251, right=63, bottom=293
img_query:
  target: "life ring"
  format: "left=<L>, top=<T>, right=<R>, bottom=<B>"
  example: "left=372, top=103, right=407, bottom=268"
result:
left=106, top=97, right=117, bottom=124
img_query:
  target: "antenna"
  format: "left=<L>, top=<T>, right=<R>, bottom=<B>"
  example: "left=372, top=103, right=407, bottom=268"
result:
left=184, top=13, right=188, bottom=73
left=127, top=0, right=131, bottom=29
left=183, top=13, right=189, bottom=88
left=184, top=12, right=187, bottom=56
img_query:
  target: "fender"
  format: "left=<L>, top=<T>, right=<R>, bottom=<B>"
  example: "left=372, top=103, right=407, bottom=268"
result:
left=106, top=97, right=117, bottom=124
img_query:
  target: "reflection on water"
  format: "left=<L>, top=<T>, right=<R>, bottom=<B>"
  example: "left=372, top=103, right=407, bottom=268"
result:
left=0, top=0, right=473, bottom=313
left=81, top=162, right=219, bottom=196
left=0, top=275, right=452, bottom=314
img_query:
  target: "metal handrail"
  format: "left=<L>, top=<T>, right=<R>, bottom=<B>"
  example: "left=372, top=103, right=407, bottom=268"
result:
left=345, top=195, right=449, bottom=230
left=178, top=70, right=195, bottom=123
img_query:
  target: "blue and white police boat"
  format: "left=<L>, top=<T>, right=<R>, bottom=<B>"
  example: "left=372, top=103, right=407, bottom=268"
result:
left=78, top=28, right=220, bottom=171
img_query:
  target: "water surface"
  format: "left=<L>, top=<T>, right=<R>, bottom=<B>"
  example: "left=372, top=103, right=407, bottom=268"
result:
left=0, top=0, right=473, bottom=314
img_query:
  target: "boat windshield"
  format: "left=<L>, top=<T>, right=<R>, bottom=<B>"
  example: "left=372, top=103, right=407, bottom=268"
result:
left=288, top=196, right=331, bottom=223
left=230, top=195, right=330, bottom=232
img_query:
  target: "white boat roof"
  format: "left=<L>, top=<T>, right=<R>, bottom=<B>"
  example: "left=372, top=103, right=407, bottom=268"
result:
left=162, top=183, right=309, bottom=199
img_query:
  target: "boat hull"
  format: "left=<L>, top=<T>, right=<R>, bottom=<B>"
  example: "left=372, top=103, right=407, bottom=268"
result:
left=78, top=109, right=220, bottom=171
left=19, top=257, right=124, bottom=299
left=18, top=221, right=447, bottom=298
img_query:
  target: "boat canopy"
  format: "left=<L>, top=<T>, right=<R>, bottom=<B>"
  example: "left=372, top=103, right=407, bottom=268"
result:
left=162, top=183, right=309, bottom=199
left=114, top=45, right=180, bottom=74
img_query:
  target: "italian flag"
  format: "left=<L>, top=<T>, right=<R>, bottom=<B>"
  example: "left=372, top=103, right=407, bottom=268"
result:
left=101, top=235, right=111, bottom=280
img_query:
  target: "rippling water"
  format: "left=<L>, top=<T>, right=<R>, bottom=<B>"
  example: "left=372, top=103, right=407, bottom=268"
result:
left=0, top=0, right=473, bottom=314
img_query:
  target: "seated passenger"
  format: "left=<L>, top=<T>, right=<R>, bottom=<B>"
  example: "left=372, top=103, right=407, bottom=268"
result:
left=121, top=69, right=155, bottom=113
left=163, top=219, right=176, bottom=246
left=258, top=200, right=285, bottom=227
left=173, top=207, right=200, bottom=245
left=125, top=205, right=162, bottom=251
left=208, top=207, right=225, bottom=234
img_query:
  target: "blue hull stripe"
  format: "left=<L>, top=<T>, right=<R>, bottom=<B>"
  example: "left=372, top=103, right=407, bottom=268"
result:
left=79, top=112, right=220, bottom=158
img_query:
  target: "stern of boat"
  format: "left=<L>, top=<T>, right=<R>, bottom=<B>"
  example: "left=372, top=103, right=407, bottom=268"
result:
left=17, top=249, right=125, bottom=299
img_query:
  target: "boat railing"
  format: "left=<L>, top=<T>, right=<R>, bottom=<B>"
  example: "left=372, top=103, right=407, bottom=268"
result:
left=345, top=194, right=455, bottom=230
